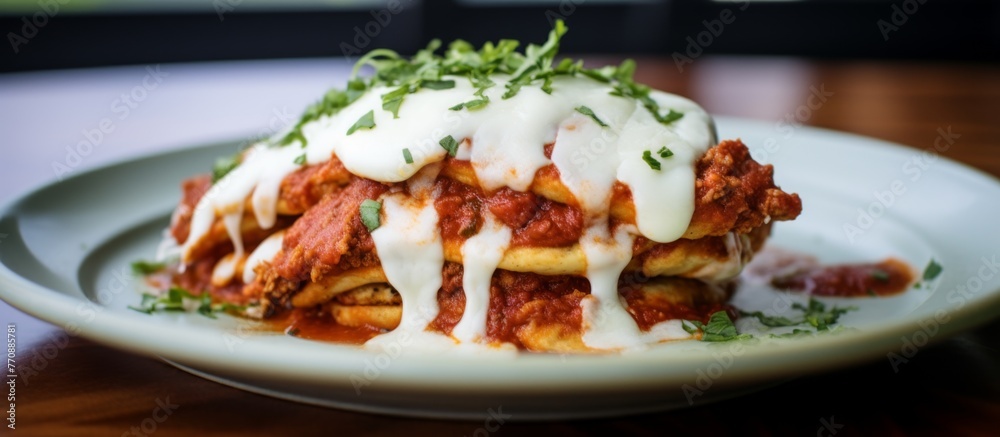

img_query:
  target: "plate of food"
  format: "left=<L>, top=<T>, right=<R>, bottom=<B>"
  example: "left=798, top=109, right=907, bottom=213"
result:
left=2, top=22, right=999, bottom=420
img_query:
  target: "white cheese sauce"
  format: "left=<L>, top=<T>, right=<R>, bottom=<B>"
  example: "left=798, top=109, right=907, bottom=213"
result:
left=242, top=230, right=285, bottom=284
left=178, top=75, right=717, bottom=351
left=451, top=212, right=512, bottom=343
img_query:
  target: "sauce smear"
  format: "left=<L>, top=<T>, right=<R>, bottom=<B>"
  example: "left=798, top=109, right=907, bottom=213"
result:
left=769, top=258, right=914, bottom=297
left=269, top=308, right=383, bottom=344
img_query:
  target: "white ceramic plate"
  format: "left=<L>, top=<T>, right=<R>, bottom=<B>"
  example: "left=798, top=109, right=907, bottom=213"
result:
left=2, top=117, right=999, bottom=420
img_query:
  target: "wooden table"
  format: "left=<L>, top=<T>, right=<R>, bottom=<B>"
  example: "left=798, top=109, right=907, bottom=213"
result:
left=2, top=57, right=999, bottom=436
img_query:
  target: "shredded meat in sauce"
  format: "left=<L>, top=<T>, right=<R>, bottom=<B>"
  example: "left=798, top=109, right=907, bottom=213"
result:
left=169, top=139, right=803, bottom=345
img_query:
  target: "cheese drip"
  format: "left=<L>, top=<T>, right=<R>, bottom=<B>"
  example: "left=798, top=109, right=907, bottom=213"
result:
left=178, top=74, right=716, bottom=351
left=452, top=213, right=512, bottom=343
left=365, top=192, right=456, bottom=349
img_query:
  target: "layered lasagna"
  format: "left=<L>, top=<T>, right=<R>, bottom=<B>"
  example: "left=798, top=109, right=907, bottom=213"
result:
left=157, top=23, right=802, bottom=352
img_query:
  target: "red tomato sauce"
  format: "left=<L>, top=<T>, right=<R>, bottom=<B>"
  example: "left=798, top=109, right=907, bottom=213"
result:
left=769, top=258, right=914, bottom=297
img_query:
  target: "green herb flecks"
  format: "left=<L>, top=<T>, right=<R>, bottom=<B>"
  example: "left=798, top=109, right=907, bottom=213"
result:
left=575, top=105, right=608, bottom=127
left=131, top=260, right=166, bottom=275
left=502, top=19, right=568, bottom=99
left=359, top=199, right=382, bottom=232
left=923, top=259, right=943, bottom=281
left=294, top=154, right=307, bottom=165
left=913, top=259, right=944, bottom=289
left=871, top=269, right=890, bottom=282
left=381, top=86, right=409, bottom=119
left=657, top=146, right=674, bottom=158
left=212, top=152, right=241, bottom=183
left=347, top=110, right=376, bottom=135
left=270, top=19, right=688, bottom=147
left=682, top=311, right=752, bottom=342
left=683, top=298, right=857, bottom=342
left=274, top=83, right=366, bottom=147
left=449, top=96, right=491, bottom=112
left=439, top=135, right=459, bottom=157
left=642, top=150, right=661, bottom=171
left=769, top=329, right=816, bottom=339
left=740, top=298, right=857, bottom=333
left=128, top=287, right=252, bottom=319
left=422, top=79, right=456, bottom=90
left=402, top=148, right=414, bottom=164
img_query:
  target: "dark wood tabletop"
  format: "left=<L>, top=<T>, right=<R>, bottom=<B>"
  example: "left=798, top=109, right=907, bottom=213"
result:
left=2, top=56, right=999, bottom=436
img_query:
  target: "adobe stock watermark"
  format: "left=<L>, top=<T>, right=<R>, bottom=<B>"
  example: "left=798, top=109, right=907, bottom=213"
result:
left=241, top=107, right=297, bottom=147
left=15, top=264, right=136, bottom=385
left=748, top=83, right=834, bottom=164
left=681, top=291, right=803, bottom=405
left=121, top=397, right=179, bottom=437
left=887, top=254, right=998, bottom=372
left=221, top=315, right=262, bottom=353
left=339, top=0, right=415, bottom=62
left=15, top=330, right=69, bottom=388
left=6, top=0, right=71, bottom=54
left=681, top=340, right=748, bottom=405
left=842, top=126, right=959, bottom=244
left=348, top=306, right=437, bottom=395
left=465, top=406, right=510, bottom=437
left=671, top=0, right=750, bottom=73
left=50, top=65, right=170, bottom=180
left=816, top=416, right=845, bottom=436
left=877, top=0, right=929, bottom=41
left=213, top=0, right=242, bottom=21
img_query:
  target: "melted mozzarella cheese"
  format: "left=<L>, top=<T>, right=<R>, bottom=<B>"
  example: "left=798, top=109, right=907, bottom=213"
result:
left=579, top=224, right=644, bottom=349
left=364, top=192, right=456, bottom=350
left=242, top=230, right=285, bottom=284
left=369, top=193, right=445, bottom=329
left=178, top=74, right=717, bottom=351
left=451, top=213, right=512, bottom=343
left=211, top=252, right=241, bottom=287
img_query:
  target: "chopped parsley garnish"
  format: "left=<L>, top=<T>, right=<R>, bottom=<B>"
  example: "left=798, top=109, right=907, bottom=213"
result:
left=275, top=85, right=364, bottom=147
left=212, top=152, right=241, bottom=183
left=769, top=329, right=815, bottom=339
left=381, top=86, right=408, bottom=118
left=871, top=269, right=890, bottom=282
left=657, top=146, right=674, bottom=158
left=131, top=260, right=166, bottom=275
left=682, top=311, right=751, bottom=342
left=269, top=20, right=686, bottom=147
left=422, top=79, right=456, bottom=90
left=683, top=299, right=856, bottom=342
left=734, top=311, right=799, bottom=328
left=741, top=298, right=856, bottom=332
left=923, top=259, right=943, bottom=281
left=439, top=135, right=459, bottom=157
left=294, top=153, right=307, bottom=165
left=794, top=299, right=856, bottom=331
left=359, top=199, right=382, bottom=232
left=656, top=109, right=684, bottom=124
left=128, top=287, right=251, bottom=319
left=449, top=97, right=490, bottom=111
left=402, top=148, right=414, bottom=164
left=575, top=105, right=607, bottom=127
left=347, top=110, right=376, bottom=135
left=914, top=259, right=943, bottom=289
left=502, top=19, right=568, bottom=100
left=642, top=150, right=661, bottom=171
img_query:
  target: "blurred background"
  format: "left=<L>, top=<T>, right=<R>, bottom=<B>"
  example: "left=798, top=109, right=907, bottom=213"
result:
left=1, top=0, right=997, bottom=71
